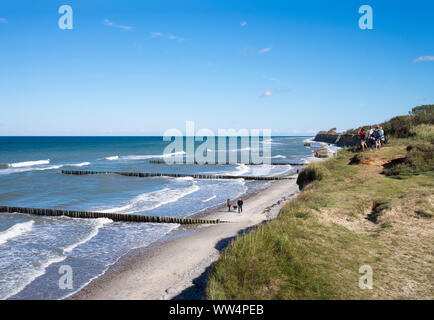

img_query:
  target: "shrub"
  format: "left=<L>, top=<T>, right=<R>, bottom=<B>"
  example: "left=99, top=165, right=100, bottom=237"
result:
left=383, top=143, right=434, bottom=176
left=410, top=105, right=434, bottom=125
left=296, top=163, right=327, bottom=190
left=381, top=115, right=414, bottom=138
left=380, top=105, right=433, bottom=138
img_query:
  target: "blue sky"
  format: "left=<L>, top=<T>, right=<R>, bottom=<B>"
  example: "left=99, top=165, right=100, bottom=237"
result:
left=0, top=0, right=433, bottom=136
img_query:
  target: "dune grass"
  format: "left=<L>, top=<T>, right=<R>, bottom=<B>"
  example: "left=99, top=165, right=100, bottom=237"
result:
left=206, top=124, right=434, bottom=300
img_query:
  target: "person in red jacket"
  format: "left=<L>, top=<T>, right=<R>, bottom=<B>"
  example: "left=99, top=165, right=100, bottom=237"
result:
left=358, top=128, right=368, bottom=152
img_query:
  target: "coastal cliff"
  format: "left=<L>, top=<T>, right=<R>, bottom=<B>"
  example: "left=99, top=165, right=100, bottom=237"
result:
left=207, top=105, right=434, bottom=300
left=313, top=132, right=359, bottom=147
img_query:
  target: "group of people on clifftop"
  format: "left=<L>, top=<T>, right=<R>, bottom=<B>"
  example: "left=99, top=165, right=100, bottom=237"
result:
left=358, top=126, right=387, bottom=152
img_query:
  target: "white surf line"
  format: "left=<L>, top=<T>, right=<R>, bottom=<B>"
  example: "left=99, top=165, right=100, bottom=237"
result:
left=202, top=195, right=217, bottom=203
left=0, top=221, right=34, bottom=245
left=99, top=182, right=200, bottom=214
left=105, top=156, right=119, bottom=160
left=2, top=218, right=113, bottom=300
left=63, top=218, right=113, bottom=253
left=8, top=159, right=50, bottom=168
left=60, top=223, right=180, bottom=300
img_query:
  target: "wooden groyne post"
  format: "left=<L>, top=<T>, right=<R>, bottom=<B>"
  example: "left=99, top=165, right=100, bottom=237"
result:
left=61, top=170, right=295, bottom=181
left=0, top=206, right=223, bottom=225
left=148, top=160, right=306, bottom=166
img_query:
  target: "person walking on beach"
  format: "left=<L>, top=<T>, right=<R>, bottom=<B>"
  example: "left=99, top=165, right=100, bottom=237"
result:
left=237, top=198, right=243, bottom=213
left=358, top=128, right=368, bottom=152
left=227, top=199, right=232, bottom=212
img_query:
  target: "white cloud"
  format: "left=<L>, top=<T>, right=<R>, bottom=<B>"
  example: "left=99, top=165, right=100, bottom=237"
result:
left=259, top=47, right=271, bottom=54
left=103, top=19, right=133, bottom=31
left=240, top=21, right=247, bottom=27
left=261, top=90, right=273, bottom=97
left=0, top=18, right=8, bottom=24
left=150, top=31, right=164, bottom=38
left=150, top=31, right=184, bottom=42
left=413, top=56, right=434, bottom=63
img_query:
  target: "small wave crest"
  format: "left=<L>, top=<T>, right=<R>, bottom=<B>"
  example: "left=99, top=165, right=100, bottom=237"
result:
left=100, top=182, right=200, bottom=214
left=7, top=159, right=50, bottom=168
left=0, top=161, right=90, bottom=175
left=120, top=151, right=186, bottom=161
left=66, top=162, right=91, bottom=167
left=0, top=221, right=34, bottom=245
left=202, top=195, right=216, bottom=202
left=230, top=163, right=250, bottom=176
left=105, top=156, right=119, bottom=161
left=63, top=218, right=112, bottom=253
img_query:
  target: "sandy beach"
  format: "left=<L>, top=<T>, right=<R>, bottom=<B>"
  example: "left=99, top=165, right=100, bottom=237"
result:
left=69, top=175, right=300, bottom=300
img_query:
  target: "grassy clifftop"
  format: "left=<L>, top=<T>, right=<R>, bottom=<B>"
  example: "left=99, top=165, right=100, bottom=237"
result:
left=206, top=108, right=433, bottom=299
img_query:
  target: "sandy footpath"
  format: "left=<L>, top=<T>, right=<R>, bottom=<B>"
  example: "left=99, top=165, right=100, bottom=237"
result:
left=69, top=176, right=299, bottom=300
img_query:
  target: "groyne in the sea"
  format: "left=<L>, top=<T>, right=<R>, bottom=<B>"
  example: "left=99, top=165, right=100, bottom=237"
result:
left=148, top=160, right=305, bottom=166
left=0, top=206, right=223, bottom=224
left=313, top=132, right=359, bottom=147
left=61, top=170, right=294, bottom=181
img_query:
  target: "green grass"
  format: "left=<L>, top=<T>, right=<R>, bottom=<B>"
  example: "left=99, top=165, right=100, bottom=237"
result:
left=206, top=122, right=434, bottom=300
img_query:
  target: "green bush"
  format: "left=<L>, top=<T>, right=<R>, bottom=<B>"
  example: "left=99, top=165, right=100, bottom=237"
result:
left=381, top=115, right=414, bottom=138
left=296, top=163, right=327, bottom=190
left=410, top=105, right=434, bottom=125
left=383, top=143, right=434, bottom=176
left=380, top=105, right=434, bottom=138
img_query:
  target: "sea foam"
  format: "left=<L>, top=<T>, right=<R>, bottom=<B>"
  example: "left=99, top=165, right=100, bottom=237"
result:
left=8, top=159, right=50, bottom=168
left=100, top=182, right=200, bottom=214
left=0, top=221, right=35, bottom=245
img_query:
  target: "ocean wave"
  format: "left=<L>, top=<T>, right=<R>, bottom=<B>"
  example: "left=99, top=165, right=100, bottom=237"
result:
left=120, top=151, right=186, bottom=161
left=230, top=163, right=250, bottom=176
left=271, top=165, right=292, bottom=177
left=105, top=156, right=119, bottom=160
left=2, top=253, right=67, bottom=300
left=100, top=182, right=200, bottom=214
left=6, top=159, right=50, bottom=168
left=0, top=161, right=90, bottom=175
left=63, top=218, right=112, bottom=253
left=0, top=221, right=34, bottom=245
left=1, top=217, right=113, bottom=299
left=64, top=162, right=91, bottom=167
left=202, top=195, right=216, bottom=202
left=60, top=222, right=180, bottom=300
left=248, top=164, right=274, bottom=176
left=272, top=155, right=287, bottom=159
left=176, top=176, right=194, bottom=181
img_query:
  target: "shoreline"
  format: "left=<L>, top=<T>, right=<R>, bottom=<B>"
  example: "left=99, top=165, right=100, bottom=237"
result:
left=68, top=175, right=300, bottom=300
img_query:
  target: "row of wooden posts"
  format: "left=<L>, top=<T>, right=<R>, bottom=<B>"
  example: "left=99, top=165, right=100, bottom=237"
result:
left=2, top=165, right=299, bottom=225
left=148, top=160, right=305, bottom=166
left=61, top=170, right=295, bottom=181
left=0, top=206, right=222, bottom=225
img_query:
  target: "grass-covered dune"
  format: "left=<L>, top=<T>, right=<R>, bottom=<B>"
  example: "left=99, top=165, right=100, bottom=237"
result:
left=206, top=106, right=433, bottom=299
